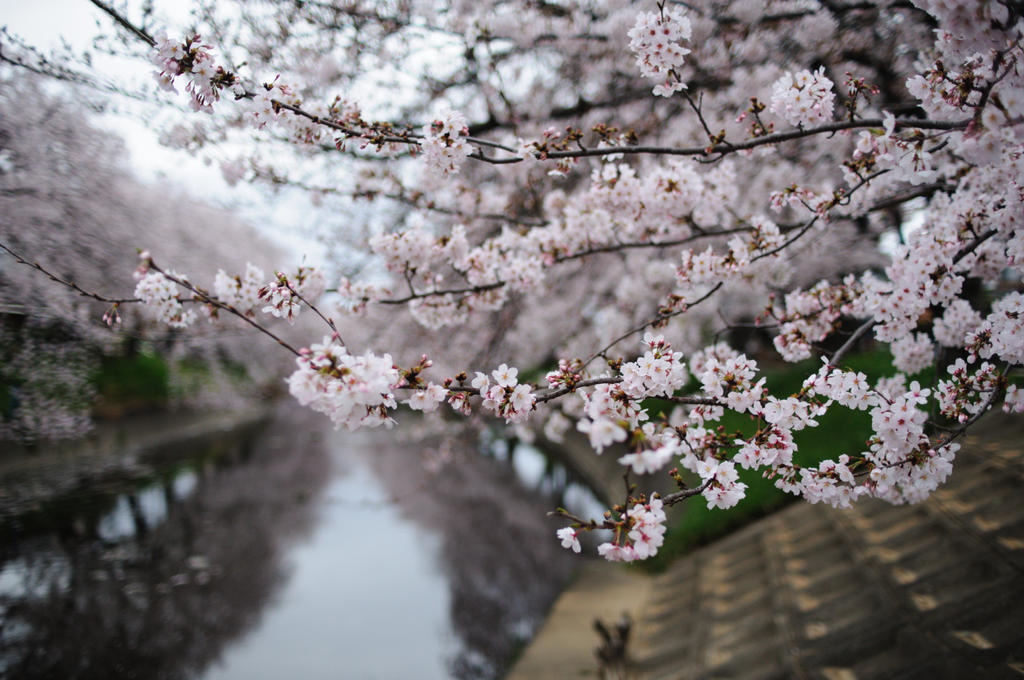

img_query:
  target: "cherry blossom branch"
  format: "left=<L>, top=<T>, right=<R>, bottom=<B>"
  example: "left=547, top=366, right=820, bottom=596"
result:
left=2, top=242, right=314, bottom=361
left=150, top=264, right=302, bottom=356
left=468, top=117, right=971, bottom=165
left=683, top=90, right=730, bottom=152
left=0, top=29, right=154, bottom=103
left=0, top=240, right=141, bottom=305
left=758, top=171, right=888, bottom=260
left=828, top=318, right=877, bottom=368
left=932, top=368, right=1010, bottom=449
left=158, top=56, right=972, bottom=168
left=551, top=224, right=762, bottom=263
left=349, top=189, right=546, bottom=227
left=869, top=366, right=1012, bottom=478
left=952, top=228, right=999, bottom=264
left=375, top=281, right=504, bottom=305
left=288, top=0, right=463, bottom=39
left=659, top=395, right=727, bottom=406
left=2, top=242, right=318, bottom=358
left=580, top=209, right=834, bottom=365
left=662, top=477, right=715, bottom=507
left=579, top=165, right=885, bottom=368
left=584, top=282, right=725, bottom=368
left=406, top=375, right=630, bottom=405
left=88, top=0, right=156, bottom=47
left=812, top=223, right=999, bottom=370
left=94, top=0, right=979, bottom=180
left=281, top=278, right=346, bottom=346
left=973, top=41, right=1022, bottom=115
left=371, top=224, right=779, bottom=307
left=548, top=507, right=617, bottom=531
left=866, top=182, right=956, bottom=213
left=405, top=372, right=721, bottom=413
left=351, top=173, right=945, bottom=310
left=536, top=376, right=623, bottom=403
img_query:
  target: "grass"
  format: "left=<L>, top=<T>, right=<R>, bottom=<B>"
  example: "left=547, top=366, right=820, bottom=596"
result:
left=92, top=352, right=171, bottom=414
left=640, top=346, right=916, bottom=571
left=92, top=351, right=255, bottom=415
left=170, top=357, right=212, bottom=402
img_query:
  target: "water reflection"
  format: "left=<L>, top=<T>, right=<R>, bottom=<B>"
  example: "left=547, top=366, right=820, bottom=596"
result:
left=202, top=441, right=457, bottom=680
left=505, top=442, right=608, bottom=522
left=357, top=434, right=587, bottom=679
left=0, top=409, right=594, bottom=679
left=0, top=407, right=330, bottom=680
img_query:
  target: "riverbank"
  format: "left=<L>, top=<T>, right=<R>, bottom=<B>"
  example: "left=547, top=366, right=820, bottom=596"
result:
left=506, top=561, right=651, bottom=680
left=507, top=414, right=1024, bottom=679
left=0, top=407, right=270, bottom=522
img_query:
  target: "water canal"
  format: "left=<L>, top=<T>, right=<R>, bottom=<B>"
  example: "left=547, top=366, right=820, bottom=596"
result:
left=0, top=404, right=604, bottom=679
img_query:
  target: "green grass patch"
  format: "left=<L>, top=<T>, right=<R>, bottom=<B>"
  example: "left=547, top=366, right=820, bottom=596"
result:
left=219, top=356, right=250, bottom=383
left=640, top=346, right=920, bottom=571
left=93, top=351, right=256, bottom=416
left=170, top=354, right=252, bottom=401
left=92, top=352, right=170, bottom=413
left=170, top=356, right=211, bottom=401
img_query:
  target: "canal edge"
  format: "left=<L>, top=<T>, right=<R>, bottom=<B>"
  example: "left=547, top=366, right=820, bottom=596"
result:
left=506, top=561, right=654, bottom=679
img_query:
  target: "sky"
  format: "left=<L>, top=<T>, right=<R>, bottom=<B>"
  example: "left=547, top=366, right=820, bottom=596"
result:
left=1, top=0, right=328, bottom=264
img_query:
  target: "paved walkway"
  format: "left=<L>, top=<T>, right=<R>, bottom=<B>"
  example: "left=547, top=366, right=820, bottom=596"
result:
left=507, top=561, right=652, bottom=679
left=508, top=416, right=1024, bottom=679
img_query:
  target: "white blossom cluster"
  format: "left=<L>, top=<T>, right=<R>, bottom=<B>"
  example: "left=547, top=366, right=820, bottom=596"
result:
left=470, top=364, right=536, bottom=424
left=890, top=332, right=934, bottom=375
left=1004, top=384, right=1024, bottom=414
left=967, top=292, right=1024, bottom=366
left=802, top=363, right=874, bottom=411
left=851, top=113, right=936, bottom=186
left=933, top=299, right=983, bottom=347
left=151, top=34, right=238, bottom=113
left=260, top=266, right=327, bottom=323
left=151, top=36, right=354, bottom=147
left=936, top=359, right=1001, bottom=423
left=420, top=110, right=472, bottom=182
left=618, top=432, right=679, bottom=475
left=330, top=159, right=755, bottom=333
left=335, top=277, right=392, bottom=314
left=575, top=381, right=646, bottom=453
left=769, top=67, right=836, bottom=127
left=797, top=456, right=859, bottom=508
left=365, top=221, right=544, bottom=329
left=697, top=352, right=765, bottom=414
left=286, top=336, right=399, bottom=430
left=249, top=82, right=286, bottom=130
left=134, top=270, right=197, bottom=328
left=369, top=222, right=448, bottom=275
left=405, top=383, right=447, bottom=412
left=246, top=80, right=330, bottom=145
left=693, top=459, right=748, bottom=510
left=596, top=496, right=668, bottom=562
left=620, top=333, right=689, bottom=399
left=771, top=279, right=857, bottom=362
left=675, top=216, right=787, bottom=298
left=628, top=8, right=691, bottom=97
left=213, top=262, right=265, bottom=315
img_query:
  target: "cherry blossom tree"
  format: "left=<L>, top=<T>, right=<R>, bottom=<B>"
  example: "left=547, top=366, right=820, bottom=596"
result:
left=4, top=0, right=1023, bottom=561
left=0, top=69, right=304, bottom=439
